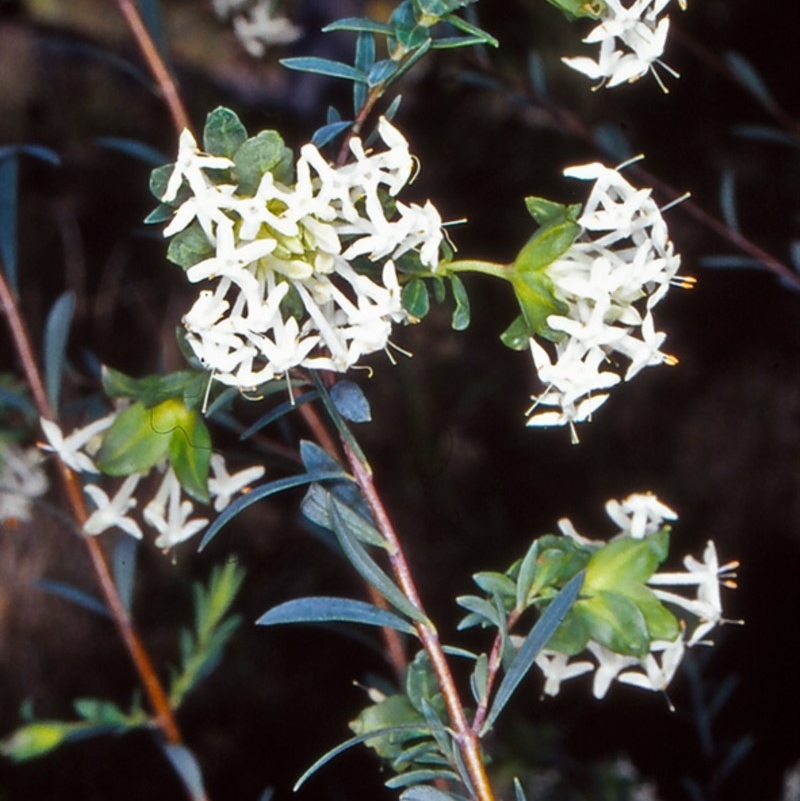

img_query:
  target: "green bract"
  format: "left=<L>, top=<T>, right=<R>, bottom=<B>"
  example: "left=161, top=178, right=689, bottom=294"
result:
left=504, top=197, right=582, bottom=345
left=96, top=398, right=212, bottom=504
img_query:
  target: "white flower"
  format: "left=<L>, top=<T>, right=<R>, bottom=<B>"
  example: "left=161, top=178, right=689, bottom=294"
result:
left=0, top=444, right=49, bottom=525
left=83, top=474, right=144, bottom=539
left=562, top=0, right=683, bottom=90
left=143, top=467, right=209, bottom=550
left=169, top=117, right=441, bottom=392
left=604, top=492, right=677, bottom=539
left=535, top=650, right=594, bottom=696
left=163, top=129, right=234, bottom=204
left=648, top=540, right=739, bottom=644
left=526, top=161, right=685, bottom=433
left=39, top=415, right=116, bottom=474
left=216, top=0, right=302, bottom=57
left=208, top=454, right=265, bottom=512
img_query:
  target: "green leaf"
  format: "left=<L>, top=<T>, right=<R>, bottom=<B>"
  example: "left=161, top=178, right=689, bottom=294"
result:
left=584, top=533, right=669, bottom=590
left=257, top=596, right=416, bottom=635
left=167, top=410, right=212, bottom=503
left=322, top=18, right=394, bottom=35
left=203, top=107, right=248, bottom=159
left=414, top=0, right=474, bottom=17
left=401, top=786, right=463, bottom=801
left=101, top=367, right=203, bottom=408
left=624, top=584, right=680, bottom=642
left=368, top=59, right=397, bottom=87
left=470, top=653, right=489, bottom=706
left=233, top=131, right=294, bottom=195
left=402, top=278, right=430, bottom=320
left=508, top=270, right=567, bottom=341
left=330, top=380, right=372, bottom=423
left=297, top=719, right=428, bottom=790
left=449, top=274, right=470, bottom=330
left=577, top=589, right=650, bottom=657
left=311, top=121, right=353, bottom=149
left=513, top=218, right=581, bottom=274
left=485, top=570, right=584, bottom=730
left=329, top=499, right=428, bottom=624
left=499, top=315, right=532, bottom=351
left=36, top=580, right=110, bottom=618
left=96, top=400, right=174, bottom=475
left=198, top=470, right=343, bottom=551
left=523, top=196, right=581, bottom=227
left=279, top=57, right=369, bottom=83
left=301, top=485, right=385, bottom=548
left=1, top=721, right=75, bottom=761
left=473, top=571, right=516, bottom=600
left=515, top=540, right=540, bottom=609
left=166, top=221, right=214, bottom=268
left=43, top=291, right=75, bottom=413
left=161, top=743, right=208, bottom=801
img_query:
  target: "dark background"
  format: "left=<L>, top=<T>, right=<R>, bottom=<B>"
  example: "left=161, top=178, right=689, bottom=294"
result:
left=0, top=0, right=798, bottom=799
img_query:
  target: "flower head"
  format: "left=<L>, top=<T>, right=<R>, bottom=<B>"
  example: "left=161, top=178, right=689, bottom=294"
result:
left=562, top=0, right=685, bottom=91
left=526, top=161, right=686, bottom=435
left=0, top=444, right=49, bottom=525
left=166, top=117, right=445, bottom=392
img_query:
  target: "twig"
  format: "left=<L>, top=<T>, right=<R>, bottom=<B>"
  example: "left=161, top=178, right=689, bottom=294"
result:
left=115, top=0, right=190, bottom=136
left=0, top=271, right=193, bottom=767
left=344, top=447, right=496, bottom=801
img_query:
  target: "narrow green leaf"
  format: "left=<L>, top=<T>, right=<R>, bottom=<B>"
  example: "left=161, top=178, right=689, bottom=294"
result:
left=161, top=743, right=208, bottom=801
left=0, top=156, right=19, bottom=293
left=450, top=274, right=470, bottom=330
left=311, top=121, right=353, bottom=149
left=329, top=499, right=428, bottom=624
left=386, top=770, right=461, bottom=789
left=323, top=18, right=393, bottom=35
left=294, top=724, right=429, bottom=792
left=112, top=535, right=138, bottom=613
left=43, top=291, right=75, bottom=413
left=239, top=391, right=319, bottom=439
left=485, top=569, right=584, bottom=730
left=279, top=57, right=369, bottom=83
left=95, top=137, right=166, bottom=166
left=401, top=786, right=463, bottom=801
left=37, top=580, right=110, bottom=619
left=256, top=596, right=417, bottom=635
left=367, top=59, right=397, bottom=87
left=198, top=471, right=343, bottom=551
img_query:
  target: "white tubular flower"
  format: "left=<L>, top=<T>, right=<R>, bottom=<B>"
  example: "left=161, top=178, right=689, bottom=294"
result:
left=163, top=129, right=234, bottom=204
left=0, top=444, right=49, bottom=525
left=535, top=650, right=595, bottom=697
left=527, top=161, right=684, bottom=434
left=171, top=117, right=444, bottom=392
left=604, top=491, right=677, bottom=539
left=39, top=415, right=117, bottom=474
left=540, top=496, right=736, bottom=700
left=143, top=467, right=209, bottom=550
left=208, top=454, right=265, bottom=512
left=562, top=0, right=683, bottom=91
left=84, top=474, right=144, bottom=539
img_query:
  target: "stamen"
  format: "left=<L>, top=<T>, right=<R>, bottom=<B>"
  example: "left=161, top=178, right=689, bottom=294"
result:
left=660, top=191, right=691, bottom=214
left=670, top=274, right=697, bottom=290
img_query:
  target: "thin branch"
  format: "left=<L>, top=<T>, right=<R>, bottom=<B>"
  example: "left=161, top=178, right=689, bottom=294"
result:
left=298, top=401, right=408, bottom=683
left=0, top=270, right=188, bottom=754
left=344, top=448, right=496, bottom=801
left=115, top=0, right=191, bottom=136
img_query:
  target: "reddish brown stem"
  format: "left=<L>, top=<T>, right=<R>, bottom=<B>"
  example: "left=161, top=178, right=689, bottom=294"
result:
left=298, top=401, right=408, bottom=682
left=344, top=449, right=496, bottom=801
left=0, top=272, right=183, bottom=748
left=115, top=0, right=190, bottom=136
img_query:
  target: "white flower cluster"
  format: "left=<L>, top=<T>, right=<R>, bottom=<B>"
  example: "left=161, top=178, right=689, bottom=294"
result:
left=526, top=161, right=687, bottom=436
left=562, top=0, right=687, bottom=90
left=212, top=0, right=302, bottom=57
left=40, top=415, right=264, bottom=550
left=535, top=493, right=738, bottom=699
left=0, top=443, right=49, bottom=526
left=164, top=119, right=444, bottom=391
